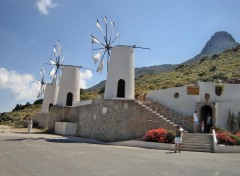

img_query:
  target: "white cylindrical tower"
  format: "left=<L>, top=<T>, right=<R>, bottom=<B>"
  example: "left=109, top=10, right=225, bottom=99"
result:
left=56, top=65, right=80, bottom=106
left=41, top=83, right=59, bottom=113
left=104, top=45, right=134, bottom=99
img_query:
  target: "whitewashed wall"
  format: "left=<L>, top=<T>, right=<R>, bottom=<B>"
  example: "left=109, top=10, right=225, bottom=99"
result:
left=198, top=82, right=240, bottom=102
left=41, top=83, right=58, bottom=113
left=56, top=66, right=80, bottom=106
left=147, top=86, right=199, bottom=116
left=215, top=102, right=240, bottom=129
left=147, top=82, right=240, bottom=117
left=104, top=45, right=135, bottom=99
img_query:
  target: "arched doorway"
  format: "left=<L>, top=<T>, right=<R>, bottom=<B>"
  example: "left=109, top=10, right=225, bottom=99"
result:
left=66, top=92, right=73, bottom=106
left=49, top=103, right=53, bottom=111
left=117, top=79, right=125, bottom=98
left=200, top=105, right=212, bottom=133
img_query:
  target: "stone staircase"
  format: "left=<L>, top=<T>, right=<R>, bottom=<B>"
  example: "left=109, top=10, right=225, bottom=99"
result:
left=135, top=101, right=178, bottom=129
left=182, top=133, right=214, bottom=153
left=137, top=100, right=193, bottom=132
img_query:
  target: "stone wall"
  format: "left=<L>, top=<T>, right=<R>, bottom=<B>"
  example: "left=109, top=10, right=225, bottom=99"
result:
left=35, top=99, right=178, bottom=142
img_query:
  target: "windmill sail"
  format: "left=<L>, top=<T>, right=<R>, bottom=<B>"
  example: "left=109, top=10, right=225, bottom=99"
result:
left=92, top=52, right=101, bottom=64
left=91, top=16, right=119, bottom=74
left=49, top=40, right=64, bottom=84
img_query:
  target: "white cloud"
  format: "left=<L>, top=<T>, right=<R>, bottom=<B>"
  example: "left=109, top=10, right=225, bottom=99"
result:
left=0, top=68, right=39, bottom=100
left=80, top=70, right=93, bottom=89
left=0, top=68, right=93, bottom=100
left=36, top=0, right=57, bottom=15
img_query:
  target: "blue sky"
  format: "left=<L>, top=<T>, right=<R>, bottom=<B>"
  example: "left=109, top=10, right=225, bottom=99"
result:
left=0, top=0, right=240, bottom=113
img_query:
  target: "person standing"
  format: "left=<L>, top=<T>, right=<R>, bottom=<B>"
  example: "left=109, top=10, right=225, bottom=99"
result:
left=193, top=111, right=199, bottom=132
left=206, top=114, right=212, bottom=132
left=174, top=125, right=183, bottom=153
left=28, top=118, right=33, bottom=134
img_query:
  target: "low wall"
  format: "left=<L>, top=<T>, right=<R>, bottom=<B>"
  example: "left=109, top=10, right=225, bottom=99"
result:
left=36, top=99, right=177, bottom=142
left=54, top=122, right=77, bottom=136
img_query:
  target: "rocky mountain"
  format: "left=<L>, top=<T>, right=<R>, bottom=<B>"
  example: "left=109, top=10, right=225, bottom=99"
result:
left=182, top=31, right=239, bottom=65
left=200, top=31, right=239, bottom=55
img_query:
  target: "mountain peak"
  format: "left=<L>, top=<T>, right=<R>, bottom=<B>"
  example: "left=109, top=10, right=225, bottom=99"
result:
left=200, top=31, right=239, bottom=55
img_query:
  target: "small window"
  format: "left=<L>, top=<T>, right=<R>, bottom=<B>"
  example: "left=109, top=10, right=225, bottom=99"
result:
left=174, top=93, right=179, bottom=98
left=49, top=103, right=53, bottom=111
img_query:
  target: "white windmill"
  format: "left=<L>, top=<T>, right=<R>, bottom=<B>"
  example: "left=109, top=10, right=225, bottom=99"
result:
left=91, top=16, right=138, bottom=99
left=33, top=65, right=55, bottom=113
left=47, top=40, right=82, bottom=107
left=35, top=65, right=47, bottom=99
left=41, top=41, right=64, bottom=113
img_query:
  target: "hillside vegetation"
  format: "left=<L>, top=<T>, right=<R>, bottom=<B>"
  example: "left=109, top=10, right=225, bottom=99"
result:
left=0, top=101, right=42, bottom=127
left=81, top=46, right=240, bottom=99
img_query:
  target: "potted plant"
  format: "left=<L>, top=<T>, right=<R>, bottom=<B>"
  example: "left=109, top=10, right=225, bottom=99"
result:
left=215, top=84, right=224, bottom=96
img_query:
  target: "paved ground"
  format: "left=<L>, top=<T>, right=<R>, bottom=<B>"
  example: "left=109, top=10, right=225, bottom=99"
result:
left=0, top=125, right=240, bottom=176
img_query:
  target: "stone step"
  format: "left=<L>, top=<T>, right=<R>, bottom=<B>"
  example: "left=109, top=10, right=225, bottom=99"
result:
left=183, top=133, right=212, bottom=136
left=181, top=133, right=214, bottom=152
left=182, top=142, right=213, bottom=145
left=183, top=138, right=212, bottom=142
left=182, top=144, right=213, bottom=148
left=181, top=147, right=214, bottom=153
left=183, top=136, right=212, bottom=140
left=181, top=147, right=214, bottom=152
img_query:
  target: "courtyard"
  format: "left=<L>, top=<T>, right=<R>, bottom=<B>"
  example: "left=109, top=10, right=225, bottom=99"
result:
left=0, top=126, right=239, bottom=176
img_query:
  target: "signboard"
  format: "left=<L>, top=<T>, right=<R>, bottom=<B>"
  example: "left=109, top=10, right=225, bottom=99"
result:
left=187, top=86, right=199, bottom=95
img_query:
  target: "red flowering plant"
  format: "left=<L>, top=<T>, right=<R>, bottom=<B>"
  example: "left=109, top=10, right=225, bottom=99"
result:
left=216, top=130, right=240, bottom=145
left=235, top=132, right=240, bottom=137
left=143, top=128, right=175, bottom=143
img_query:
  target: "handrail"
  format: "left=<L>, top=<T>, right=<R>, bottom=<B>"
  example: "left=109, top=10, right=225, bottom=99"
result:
left=212, top=129, right=218, bottom=152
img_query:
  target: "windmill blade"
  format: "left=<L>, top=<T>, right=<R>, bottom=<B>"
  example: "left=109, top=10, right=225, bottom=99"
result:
left=92, top=50, right=103, bottom=64
left=92, top=53, right=101, bottom=64
left=91, top=35, right=106, bottom=47
left=110, top=21, right=114, bottom=27
left=97, top=59, right=104, bottom=73
left=40, top=66, right=45, bottom=77
left=96, top=20, right=103, bottom=33
left=97, top=50, right=106, bottom=73
left=40, top=70, right=43, bottom=77
left=53, top=45, right=57, bottom=57
left=37, top=84, right=43, bottom=98
left=111, top=32, right=119, bottom=44
left=103, top=16, right=107, bottom=24
left=96, top=19, right=107, bottom=43
left=61, top=55, right=64, bottom=63
left=50, top=59, right=56, bottom=65
left=50, top=67, right=56, bottom=79
left=130, top=46, right=151, bottom=50
left=56, top=40, right=62, bottom=56
left=91, top=35, right=103, bottom=45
